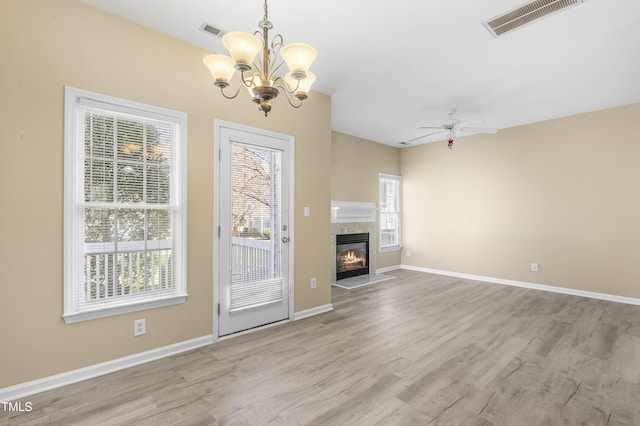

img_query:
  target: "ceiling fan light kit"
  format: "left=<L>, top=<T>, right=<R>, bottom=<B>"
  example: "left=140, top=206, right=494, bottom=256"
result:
left=202, top=0, right=317, bottom=116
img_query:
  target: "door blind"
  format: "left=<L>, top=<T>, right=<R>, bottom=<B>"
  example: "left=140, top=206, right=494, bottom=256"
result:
left=229, top=142, right=283, bottom=311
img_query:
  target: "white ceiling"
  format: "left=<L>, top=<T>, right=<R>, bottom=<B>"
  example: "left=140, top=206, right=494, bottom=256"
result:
left=80, top=0, right=640, bottom=147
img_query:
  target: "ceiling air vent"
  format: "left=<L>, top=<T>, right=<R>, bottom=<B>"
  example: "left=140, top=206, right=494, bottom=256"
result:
left=200, top=22, right=225, bottom=38
left=482, top=0, right=584, bottom=38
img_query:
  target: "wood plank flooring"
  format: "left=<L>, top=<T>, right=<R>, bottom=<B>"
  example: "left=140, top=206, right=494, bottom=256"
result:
left=3, top=269, right=640, bottom=425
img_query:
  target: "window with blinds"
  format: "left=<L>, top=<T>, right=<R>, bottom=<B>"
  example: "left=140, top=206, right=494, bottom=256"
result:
left=379, top=173, right=402, bottom=251
left=63, top=87, right=187, bottom=323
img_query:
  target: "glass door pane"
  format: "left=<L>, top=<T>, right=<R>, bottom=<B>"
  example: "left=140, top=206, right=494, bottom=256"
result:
left=229, top=142, right=283, bottom=311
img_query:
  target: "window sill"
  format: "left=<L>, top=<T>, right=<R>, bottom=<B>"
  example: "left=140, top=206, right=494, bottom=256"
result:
left=63, top=294, right=188, bottom=324
left=380, top=246, right=401, bottom=253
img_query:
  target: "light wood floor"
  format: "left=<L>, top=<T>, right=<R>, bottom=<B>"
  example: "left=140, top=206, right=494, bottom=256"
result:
left=4, top=269, right=640, bottom=425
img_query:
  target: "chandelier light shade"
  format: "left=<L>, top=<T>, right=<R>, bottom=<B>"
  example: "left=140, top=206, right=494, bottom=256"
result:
left=202, top=0, right=318, bottom=116
left=280, top=43, right=317, bottom=77
left=203, top=54, right=236, bottom=87
left=285, top=71, right=315, bottom=100
left=221, top=32, right=262, bottom=70
left=243, top=72, right=270, bottom=96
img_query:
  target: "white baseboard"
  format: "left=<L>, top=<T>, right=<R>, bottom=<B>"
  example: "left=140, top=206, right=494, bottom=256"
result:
left=376, top=265, right=401, bottom=274
left=293, top=303, right=334, bottom=321
left=401, top=264, right=640, bottom=306
left=0, top=335, right=214, bottom=402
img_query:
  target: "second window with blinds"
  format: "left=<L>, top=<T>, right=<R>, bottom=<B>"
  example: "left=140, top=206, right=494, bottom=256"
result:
left=379, top=173, right=402, bottom=252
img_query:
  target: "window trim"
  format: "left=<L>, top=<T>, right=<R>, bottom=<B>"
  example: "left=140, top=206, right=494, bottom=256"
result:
left=63, top=86, right=188, bottom=324
left=379, top=173, right=402, bottom=252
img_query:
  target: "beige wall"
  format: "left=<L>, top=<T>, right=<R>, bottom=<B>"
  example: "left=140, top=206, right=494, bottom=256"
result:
left=0, top=0, right=331, bottom=388
left=402, top=102, right=640, bottom=298
left=331, top=132, right=401, bottom=268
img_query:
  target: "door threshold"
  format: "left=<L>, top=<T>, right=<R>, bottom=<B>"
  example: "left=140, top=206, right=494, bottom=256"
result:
left=218, top=318, right=290, bottom=341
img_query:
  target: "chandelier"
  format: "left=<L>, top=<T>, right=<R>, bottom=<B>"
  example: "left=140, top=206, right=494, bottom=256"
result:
left=203, top=0, right=317, bottom=116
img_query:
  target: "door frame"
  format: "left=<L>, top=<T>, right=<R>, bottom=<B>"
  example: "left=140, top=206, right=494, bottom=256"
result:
left=212, top=119, right=295, bottom=341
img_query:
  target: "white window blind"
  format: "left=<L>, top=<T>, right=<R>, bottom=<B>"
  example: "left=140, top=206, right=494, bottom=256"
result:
left=64, top=87, right=187, bottom=323
left=379, top=173, right=402, bottom=251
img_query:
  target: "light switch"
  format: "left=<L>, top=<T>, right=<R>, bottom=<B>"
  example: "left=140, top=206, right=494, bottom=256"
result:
left=304, top=207, right=310, bottom=217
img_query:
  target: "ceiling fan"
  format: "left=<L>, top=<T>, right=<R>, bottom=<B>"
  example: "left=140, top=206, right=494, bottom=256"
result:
left=402, top=109, right=498, bottom=149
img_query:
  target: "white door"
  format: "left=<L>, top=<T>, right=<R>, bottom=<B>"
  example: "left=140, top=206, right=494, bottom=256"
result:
left=216, top=122, right=292, bottom=336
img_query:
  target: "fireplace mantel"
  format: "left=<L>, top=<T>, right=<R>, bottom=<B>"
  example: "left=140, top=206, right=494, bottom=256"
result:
left=331, top=201, right=376, bottom=223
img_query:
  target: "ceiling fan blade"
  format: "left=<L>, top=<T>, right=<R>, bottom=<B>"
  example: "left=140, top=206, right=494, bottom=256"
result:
left=419, top=126, right=444, bottom=130
left=457, top=119, right=482, bottom=127
left=408, top=131, right=443, bottom=143
left=457, top=127, right=498, bottom=134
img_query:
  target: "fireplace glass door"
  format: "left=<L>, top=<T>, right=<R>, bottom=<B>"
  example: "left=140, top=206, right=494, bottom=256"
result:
left=336, top=233, right=369, bottom=280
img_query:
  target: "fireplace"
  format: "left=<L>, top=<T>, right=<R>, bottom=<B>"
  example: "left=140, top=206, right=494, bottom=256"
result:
left=336, top=233, right=369, bottom=281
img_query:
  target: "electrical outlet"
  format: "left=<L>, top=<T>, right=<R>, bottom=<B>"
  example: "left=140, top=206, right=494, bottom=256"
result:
left=531, top=263, right=539, bottom=272
left=406, top=250, right=411, bottom=257
left=134, top=319, right=146, bottom=336
left=311, top=277, right=317, bottom=289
